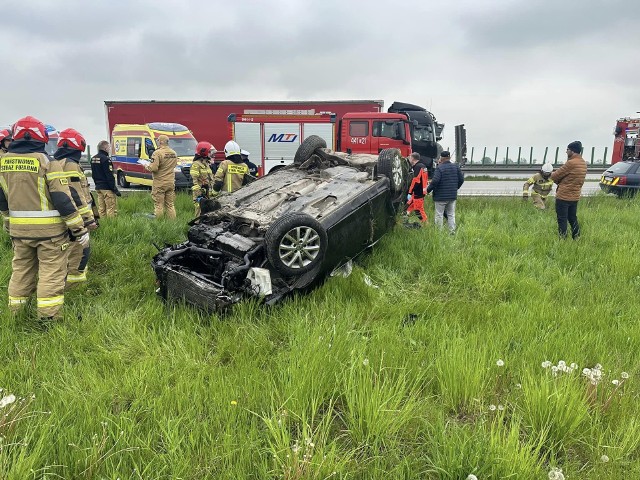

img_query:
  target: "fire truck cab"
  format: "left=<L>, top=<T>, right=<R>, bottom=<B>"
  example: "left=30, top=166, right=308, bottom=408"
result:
left=613, top=117, right=640, bottom=164
left=228, top=112, right=412, bottom=175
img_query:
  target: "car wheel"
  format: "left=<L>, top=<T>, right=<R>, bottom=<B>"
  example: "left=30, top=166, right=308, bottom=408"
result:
left=265, top=213, right=328, bottom=277
left=377, top=148, right=407, bottom=195
left=117, top=171, right=130, bottom=188
left=294, top=135, right=327, bottom=165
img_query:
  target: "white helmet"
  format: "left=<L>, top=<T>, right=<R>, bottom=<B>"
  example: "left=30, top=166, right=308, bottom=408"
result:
left=224, top=140, right=241, bottom=158
left=240, top=149, right=250, bottom=157
left=541, top=163, right=553, bottom=174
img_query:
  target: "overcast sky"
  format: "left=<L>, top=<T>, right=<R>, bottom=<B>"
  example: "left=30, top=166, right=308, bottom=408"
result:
left=2, top=0, right=638, bottom=161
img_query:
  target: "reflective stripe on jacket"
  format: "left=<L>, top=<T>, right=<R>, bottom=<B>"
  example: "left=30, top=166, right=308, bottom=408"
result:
left=214, top=160, right=248, bottom=193
left=523, top=173, right=553, bottom=197
left=63, top=158, right=95, bottom=226
left=0, top=152, right=86, bottom=239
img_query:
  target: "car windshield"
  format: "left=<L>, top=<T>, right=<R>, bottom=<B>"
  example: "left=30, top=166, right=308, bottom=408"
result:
left=167, top=138, right=197, bottom=157
left=607, top=162, right=634, bottom=174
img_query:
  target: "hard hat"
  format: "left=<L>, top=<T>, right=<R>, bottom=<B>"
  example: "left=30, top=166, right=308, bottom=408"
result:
left=12, top=116, right=48, bottom=143
left=241, top=149, right=250, bottom=157
left=541, top=163, right=553, bottom=174
left=224, top=140, right=241, bottom=158
left=196, top=141, right=214, bottom=158
left=157, top=134, right=169, bottom=145
left=0, top=128, right=12, bottom=142
left=57, top=128, right=86, bottom=152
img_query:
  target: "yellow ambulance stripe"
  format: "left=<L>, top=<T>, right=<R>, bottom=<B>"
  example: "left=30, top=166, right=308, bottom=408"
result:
left=37, top=296, right=64, bottom=308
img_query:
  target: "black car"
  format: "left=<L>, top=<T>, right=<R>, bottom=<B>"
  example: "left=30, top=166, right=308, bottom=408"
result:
left=152, top=136, right=410, bottom=312
left=600, top=160, right=640, bottom=197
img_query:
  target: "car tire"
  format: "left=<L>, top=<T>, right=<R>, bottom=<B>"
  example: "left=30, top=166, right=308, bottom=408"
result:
left=117, top=171, right=130, bottom=188
left=378, top=148, right=407, bottom=195
left=265, top=213, right=328, bottom=277
left=294, top=135, right=327, bottom=165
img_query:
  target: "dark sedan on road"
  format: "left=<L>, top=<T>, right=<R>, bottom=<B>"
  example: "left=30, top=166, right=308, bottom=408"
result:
left=600, top=160, right=640, bottom=197
left=152, top=136, right=410, bottom=312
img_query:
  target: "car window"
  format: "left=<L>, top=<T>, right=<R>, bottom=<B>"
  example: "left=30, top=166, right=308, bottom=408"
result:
left=349, top=121, right=368, bottom=137
left=372, top=121, right=402, bottom=139
left=127, top=137, right=141, bottom=157
left=607, top=162, right=633, bottom=174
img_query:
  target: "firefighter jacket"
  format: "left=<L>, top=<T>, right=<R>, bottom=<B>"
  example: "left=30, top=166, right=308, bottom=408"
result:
left=409, top=162, right=428, bottom=199
left=91, top=149, right=116, bottom=191
left=550, top=155, right=588, bottom=201
left=0, top=141, right=87, bottom=240
left=190, top=156, right=214, bottom=191
left=523, top=173, right=553, bottom=198
left=146, top=146, right=178, bottom=186
left=213, top=156, right=249, bottom=193
left=55, top=148, right=96, bottom=227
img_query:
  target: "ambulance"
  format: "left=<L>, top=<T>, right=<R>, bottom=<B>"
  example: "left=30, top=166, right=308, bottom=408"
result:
left=111, top=122, right=197, bottom=188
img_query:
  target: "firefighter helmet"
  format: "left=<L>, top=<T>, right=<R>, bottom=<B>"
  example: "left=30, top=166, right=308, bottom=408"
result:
left=196, top=141, right=214, bottom=158
left=224, top=140, right=241, bottom=158
left=241, top=149, right=250, bottom=158
left=0, top=128, right=12, bottom=142
left=12, top=116, right=48, bottom=143
left=541, top=163, right=553, bottom=174
left=57, top=128, right=86, bottom=152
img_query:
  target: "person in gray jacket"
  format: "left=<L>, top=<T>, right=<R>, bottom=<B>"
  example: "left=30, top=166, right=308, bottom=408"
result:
left=426, top=151, right=464, bottom=233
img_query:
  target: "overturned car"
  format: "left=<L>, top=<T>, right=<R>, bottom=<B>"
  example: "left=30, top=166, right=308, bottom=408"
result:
left=152, top=136, right=410, bottom=311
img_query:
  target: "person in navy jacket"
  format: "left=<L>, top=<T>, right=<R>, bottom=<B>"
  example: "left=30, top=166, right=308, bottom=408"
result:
left=426, top=151, right=464, bottom=233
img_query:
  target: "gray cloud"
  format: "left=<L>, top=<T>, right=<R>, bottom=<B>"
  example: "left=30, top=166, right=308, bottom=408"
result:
left=1, top=0, right=638, bottom=155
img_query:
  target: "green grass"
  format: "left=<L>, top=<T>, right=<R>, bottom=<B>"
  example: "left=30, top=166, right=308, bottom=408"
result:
left=1, top=192, right=640, bottom=479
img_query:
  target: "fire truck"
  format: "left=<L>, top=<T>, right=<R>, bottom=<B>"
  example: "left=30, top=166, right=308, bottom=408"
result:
left=613, top=117, right=640, bottom=164
left=228, top=101, right=443, bottom=175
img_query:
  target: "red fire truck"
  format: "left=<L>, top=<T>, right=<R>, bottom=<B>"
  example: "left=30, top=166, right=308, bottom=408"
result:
left=228, top=111, right=413, bottom=174
left=104, top=100, right=383, bottom=159
left=613, top=117, right=640, bottom=164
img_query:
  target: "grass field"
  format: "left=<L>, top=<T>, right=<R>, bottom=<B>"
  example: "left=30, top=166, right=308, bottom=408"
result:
left=1, top=192, right=639, bottom=479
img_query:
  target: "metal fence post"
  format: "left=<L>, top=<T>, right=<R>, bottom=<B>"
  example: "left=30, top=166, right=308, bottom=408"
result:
left=506, top=147, right=509, bottom=165
left=590, top=146, right=595, bottom=165
left=603, top=146, right=608, bottom=165
left=543, top=147, right=548, bottom=163
left=517, top=147, right=522, bottom=165
left=494, top=146, right=498, bottom=164
left=470, top=146, right=475, bottom=163
left=554, top=147, right=559, bottom=165
left=482, top=146, right=487, bottom=164
left=529, top=147, right=533, bottom=164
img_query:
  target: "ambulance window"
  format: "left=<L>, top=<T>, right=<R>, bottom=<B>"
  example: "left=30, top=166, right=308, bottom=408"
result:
left=127, top=137, right=142, bottom=157
left=349, top=121, right=368, bottom=137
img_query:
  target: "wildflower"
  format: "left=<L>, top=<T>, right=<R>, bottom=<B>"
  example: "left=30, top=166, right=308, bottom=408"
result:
left=570, top=362, right=578, bottom=369
left=230, top=400, right=238, bottom=406
left=489, top=404, right=496, bottom=411
left=498, top=404, right=505, bottom=411
left=362, top=358, right=370, bottom=367
left=515, top=383, right=522, bottom=389
left=551, top=366, right=559, bottom=376
left=558, top=360, right=566, bottom=367
left=612, top=379, right=620, bottom=386
left=601, top=454, right=609, bottom=463
left=548, top=467, right=565, bottom=480
left=583, top=368, right=591, bottom=376
left=0, top=394, right=16, bottom=408
left=292, top=441, right=300, bottom=454
left=542, top=361, right=552, bottom=369
left=467, top=475, right=478, bottom=480
left=496, top=359, right=504, bottom=367
left=621, top=372, right=629, bottom=379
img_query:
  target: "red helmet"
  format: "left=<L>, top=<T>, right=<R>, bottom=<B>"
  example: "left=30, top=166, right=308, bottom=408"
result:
left=12, top=116, right=48, bottom=143
left=195, top=141, right=214, bottom=158
left=0, top=128, right=12, bottom=142
left=57, top=128, right=86, bottom=152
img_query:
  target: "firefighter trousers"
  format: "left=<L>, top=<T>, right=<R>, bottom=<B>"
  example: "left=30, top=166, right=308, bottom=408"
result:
left=8, top=236, right=70, bottom=319
left=531, top=193, right=548, bottom=210
left=407, top=197, right=428, bottom=222
left=97, top=189, right=117, bottom=217
left=151, top=184, right=176, bottom=219
left=66, top=241, right=90, bottom=289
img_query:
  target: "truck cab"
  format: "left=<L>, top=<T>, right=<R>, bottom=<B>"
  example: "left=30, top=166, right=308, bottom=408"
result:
left=339, top=112, right=412, bottom=157
left=613, top=118, right=640, bottom=164
left=111, top=122, right=197, bottom=188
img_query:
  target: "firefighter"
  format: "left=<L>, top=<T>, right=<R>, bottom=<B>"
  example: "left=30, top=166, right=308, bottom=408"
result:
left=0, top=116, right=89, bottom=321
left=1, top=128, right=12, bottom=154
left=241, top=149, right=259, bottom=177
left=145, top=134, right=178, bottom=218
left=523, top=163, right=554, bottom=209
left=91, top=140, right=120, bottom=217
left=406, top=152, right=429, bottom=224
left=212, top=141, right=250, bottom=194
left=191, top=141, right=216, bottom=217
left=55, top=129, right=98, bottom=288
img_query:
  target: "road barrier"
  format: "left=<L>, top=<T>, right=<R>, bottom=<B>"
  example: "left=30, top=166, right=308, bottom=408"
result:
left=465, top=146, right=610, bottom=167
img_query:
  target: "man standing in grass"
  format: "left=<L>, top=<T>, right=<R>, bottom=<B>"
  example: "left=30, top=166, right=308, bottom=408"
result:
left=550, top=141, right=587, bottom=239
left=145, top=135, right=178, bottom=219
left=426, top=151, right=464, bottom=233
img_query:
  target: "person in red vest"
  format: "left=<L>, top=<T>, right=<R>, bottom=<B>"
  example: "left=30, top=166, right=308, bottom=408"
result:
left=406, top=152, right=428, bottom=224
